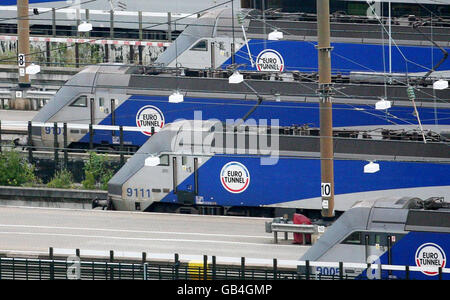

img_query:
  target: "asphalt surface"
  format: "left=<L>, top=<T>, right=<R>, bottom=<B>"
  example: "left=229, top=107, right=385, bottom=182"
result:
left=0, top=206, right=309, bottom=262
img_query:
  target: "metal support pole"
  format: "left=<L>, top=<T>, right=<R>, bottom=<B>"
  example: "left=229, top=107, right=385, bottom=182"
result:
left=18, top=0, right=31, bottom=90
left=139, top=11, right=143, bottom=40
left=46, top=41, right=51, bottom=66
left=63, top=123, right=68, bottom=169
left=317, top=0, right=335, bottom=218
left=52, top=8, right=56, bottom=37
left=339, top=261, right=344, bottom=280
left=142, top=252, right=146, bottom=263
left=119, top=126, right=124, bottom=165
left=0, top=120, right=2, bottom=153
left=86, top=9, right=90, bottom=38
left=110, top=10, right=114, bottom=39
left=53, top=122, right=58, bottom=170
left=167, top=12, right=172, bottom=42
left=89, top=123, right=93, bottom=150
left=27, top=121, right=32, bottom=163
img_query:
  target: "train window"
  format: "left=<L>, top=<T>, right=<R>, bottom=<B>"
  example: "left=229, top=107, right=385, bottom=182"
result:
left=191, top=40, right=208, bottom=51
left=70, top=96, right=87, bottom=107
left=342, top=231, right=362, bottom=245
left=99, top=97, right=104, bottom=107
left=182, top=156, right=187, bottom=166
left=158, top=154, right=169, bottom=166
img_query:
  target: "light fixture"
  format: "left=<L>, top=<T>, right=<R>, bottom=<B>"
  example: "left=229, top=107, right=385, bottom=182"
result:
left=25, top=63, right=41, bottom=75
left=169, top=90, right=184, bottom=103
left=364, top=161, right=380, bottom=173
left=268, top=29, right=284, bottom=41
left=145, top=155, right=160, bottom=167
left=433, top=79, right=448, bottom=90
left=229, top=71, right=244, bottom=84
left=375, top=98, right=391, bottom=110
left=78, top=21, right=93, bottom=32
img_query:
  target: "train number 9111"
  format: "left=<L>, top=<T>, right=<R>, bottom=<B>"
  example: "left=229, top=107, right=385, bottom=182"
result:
left=126, top=188, right=151, bottom=198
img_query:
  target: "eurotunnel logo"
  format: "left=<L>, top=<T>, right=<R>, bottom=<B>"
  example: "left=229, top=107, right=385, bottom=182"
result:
left=220, top=162, right=250, bottom=194
left=136, top=105, right=165, bottom=136
left=415, top=243, right=446, bottom=276
left=256, top=49, right=285, bottom=72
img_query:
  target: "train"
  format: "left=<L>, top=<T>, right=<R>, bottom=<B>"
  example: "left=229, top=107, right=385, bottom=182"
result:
left=299, top=196, right=450, bottom=280
left=106, top=120, right=450, bottom=216
left=29, top=5, right=450, bottom=151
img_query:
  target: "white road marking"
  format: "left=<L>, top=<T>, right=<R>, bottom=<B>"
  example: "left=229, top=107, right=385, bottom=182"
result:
left=0, top=231, right=300, bottom=248
left=0, top=224, right=272, bottom=239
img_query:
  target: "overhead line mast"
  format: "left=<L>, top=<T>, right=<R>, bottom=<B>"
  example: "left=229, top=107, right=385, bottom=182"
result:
left=317, top=0, right=335, bottom=218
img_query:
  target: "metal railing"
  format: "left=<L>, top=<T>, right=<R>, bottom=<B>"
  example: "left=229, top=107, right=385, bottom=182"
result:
left=1, top=247, right=449, bottom=280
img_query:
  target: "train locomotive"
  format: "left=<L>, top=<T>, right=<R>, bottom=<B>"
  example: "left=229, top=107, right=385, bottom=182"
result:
left=107, top=120, right=450, bottom=216
left=299, top=196, right=450, bottom=280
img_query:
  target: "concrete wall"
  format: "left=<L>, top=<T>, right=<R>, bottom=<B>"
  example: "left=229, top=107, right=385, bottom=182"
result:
left=0, top=185, right=107, bottom=209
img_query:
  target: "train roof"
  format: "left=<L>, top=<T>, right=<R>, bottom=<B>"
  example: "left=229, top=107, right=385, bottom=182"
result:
left=301, top=196, right=450, bottom=261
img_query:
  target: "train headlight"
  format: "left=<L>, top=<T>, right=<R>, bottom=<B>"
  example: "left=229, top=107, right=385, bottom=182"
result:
left=433, top=79, right=448, bottom=90
left=145, top=156, right=160, bottom=167
left=364, top=161, right=380, bottom=173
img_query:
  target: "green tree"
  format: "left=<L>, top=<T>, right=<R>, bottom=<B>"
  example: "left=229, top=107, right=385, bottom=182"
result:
left=0, top=150, right=38, bottom=186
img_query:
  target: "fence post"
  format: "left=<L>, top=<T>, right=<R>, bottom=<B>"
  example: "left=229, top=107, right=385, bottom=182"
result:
left=119, top=126, right=124, bottom=165
left=52, top=8, right=56, bottom=37
left=167, top=12, right=172, bottom=42
left=27, top=121, right=32, bottom=163
left=110, top=10, right=114, bottom=38
left=89, top=123, right=93, bottom=150
left=142, top=252, right=146, bottom=263
left=138, top=11, right=143, bottom=40
left=174, top=253, right=179, bottom=280
left=339, top=261, right=344, bottom=280
left=53, top=122, right=59, bottom=170
left=0, top=120, right=2, bottom=153
left=49, top=247, right=54, bottom=280
left=439, top=267, right=442, bottom=280
left=109, top=250, right=114, bottom=280
left=212, top=256, right=216, bottom=280
left=405, top=265, right=409, bottom=280
left=241, top=257, right=245, bottom=280
left=63, top=123, right=68, bottom=169
left=203, top=255, right=208, bottom=280
left=143, top=263, right=148, bottom=280
left=305, top=260, right=310, bottom=280
left=273, top=258, right=277, bottom=280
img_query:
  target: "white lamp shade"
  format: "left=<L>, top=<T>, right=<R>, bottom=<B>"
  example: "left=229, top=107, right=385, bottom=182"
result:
left=268, top=30, right=284, bottom=41
left=375, top=99, right=391, bottom=110
left=25, top=63, right=40, bottom=75
left=169, top=91, right=184, bottom=103
left=229, top=71, right=244, bottom=84
left=145, top=156, right=160, bottom=167
left=364, top=161, right=380, bottom=173
left=78, top=21, right=93, bottom=32
left=433, top=79, right=448, bottom=90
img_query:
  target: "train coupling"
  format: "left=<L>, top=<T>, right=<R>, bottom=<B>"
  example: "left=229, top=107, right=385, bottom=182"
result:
left=92, top=197, right=108, bottom=210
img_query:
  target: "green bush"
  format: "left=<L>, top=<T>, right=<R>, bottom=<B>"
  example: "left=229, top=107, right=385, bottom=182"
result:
left=47, top=169, right=74, bottom=189
left=82, top=152, right=115, bottom=190
left=0, top=150, right=38, bottom=186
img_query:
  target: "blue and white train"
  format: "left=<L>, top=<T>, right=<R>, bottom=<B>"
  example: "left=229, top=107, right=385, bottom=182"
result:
left=107, top=120, right=450, bottom=216
left=300, top=196, right=450, bottom=280
left=30, top=7, right=450, bottom=151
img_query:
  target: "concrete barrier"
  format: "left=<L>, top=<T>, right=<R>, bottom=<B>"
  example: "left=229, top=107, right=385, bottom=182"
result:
left=0, top=185, right=107, bottom=209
